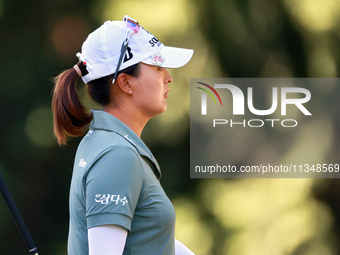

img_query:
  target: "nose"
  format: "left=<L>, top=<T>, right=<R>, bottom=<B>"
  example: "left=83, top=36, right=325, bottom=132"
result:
left=164, top=69, right=173, bottom=84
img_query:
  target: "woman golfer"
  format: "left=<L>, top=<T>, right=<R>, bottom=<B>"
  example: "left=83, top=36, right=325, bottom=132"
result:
left=52, top=15, right=194, bottom=255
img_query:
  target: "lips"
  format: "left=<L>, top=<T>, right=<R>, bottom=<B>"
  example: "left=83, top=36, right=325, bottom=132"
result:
left=164, top=90, right=169, bottom=98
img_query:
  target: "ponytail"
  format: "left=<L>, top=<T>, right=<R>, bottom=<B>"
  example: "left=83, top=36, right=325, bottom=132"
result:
left=52, top=63, right=92, bottom=145
left=52, top=62, right=140, bottom=145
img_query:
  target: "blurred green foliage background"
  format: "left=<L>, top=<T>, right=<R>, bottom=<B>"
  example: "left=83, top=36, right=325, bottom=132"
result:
left=1, top=0, right=340, bottom=254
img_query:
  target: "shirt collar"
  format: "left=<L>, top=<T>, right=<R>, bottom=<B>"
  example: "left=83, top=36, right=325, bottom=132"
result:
left=90, top=110, right=161, bottom=178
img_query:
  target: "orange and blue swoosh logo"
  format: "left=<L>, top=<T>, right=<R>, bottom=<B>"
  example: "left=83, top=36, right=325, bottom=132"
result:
left=196, top=82, right=223, bottom=106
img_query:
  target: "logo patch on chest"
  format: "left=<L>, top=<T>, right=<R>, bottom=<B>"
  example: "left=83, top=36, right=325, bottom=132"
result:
left=78, top=159, right=87, bottom=168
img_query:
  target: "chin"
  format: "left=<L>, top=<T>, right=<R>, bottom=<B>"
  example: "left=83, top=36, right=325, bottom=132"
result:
left=161, top=103, right=168, bottom=113
left=152, top=105, right=168, bottom=118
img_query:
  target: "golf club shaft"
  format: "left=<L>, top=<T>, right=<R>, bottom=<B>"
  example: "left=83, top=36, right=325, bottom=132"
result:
left=0, top=170, right=39, bottom=255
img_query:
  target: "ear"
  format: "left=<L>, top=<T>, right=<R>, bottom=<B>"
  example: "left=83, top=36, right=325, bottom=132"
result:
left=115, top=73, right=133, bottom=95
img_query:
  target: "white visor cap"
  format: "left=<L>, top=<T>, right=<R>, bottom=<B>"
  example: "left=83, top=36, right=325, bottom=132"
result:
left=77, top=16, right=194, bottom=84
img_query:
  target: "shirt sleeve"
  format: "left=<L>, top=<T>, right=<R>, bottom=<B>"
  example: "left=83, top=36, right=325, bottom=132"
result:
left=85, top=146, right=144, bottom=231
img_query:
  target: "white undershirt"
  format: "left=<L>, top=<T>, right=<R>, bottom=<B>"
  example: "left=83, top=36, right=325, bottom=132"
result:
left=175, top=239, right=196, bottom=255
left=88, top=225, right=195, bottom=255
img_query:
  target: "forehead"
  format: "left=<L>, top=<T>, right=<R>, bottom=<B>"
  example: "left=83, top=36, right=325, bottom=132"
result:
left=132, top=63, right=164, bottom=82
left=138, top=62, right=167, bottom=76
left=139, top=62, right=159, bottom=71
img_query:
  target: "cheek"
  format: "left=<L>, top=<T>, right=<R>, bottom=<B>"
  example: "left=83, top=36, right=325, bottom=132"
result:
left=133, top=68, right=165, bottom=104
left=140, top=78, right=163, bottom=98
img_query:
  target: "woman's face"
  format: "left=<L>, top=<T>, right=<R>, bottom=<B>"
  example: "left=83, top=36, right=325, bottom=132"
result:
left=131, top=63, right=173, bottom=118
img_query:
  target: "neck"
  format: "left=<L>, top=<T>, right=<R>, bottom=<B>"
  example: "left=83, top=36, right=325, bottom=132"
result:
left=103, top=105, right=149, bottom=137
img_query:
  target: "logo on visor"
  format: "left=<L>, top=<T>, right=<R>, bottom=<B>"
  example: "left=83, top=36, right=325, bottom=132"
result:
left=123, top=47, right=133, bottom=62
left=150, top=53, right=165, bottom=67
left=149, top=36, right=161, bottom=47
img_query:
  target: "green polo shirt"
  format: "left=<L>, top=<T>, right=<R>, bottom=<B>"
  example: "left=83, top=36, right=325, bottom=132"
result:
left=68, top=110, right=176, bottom=255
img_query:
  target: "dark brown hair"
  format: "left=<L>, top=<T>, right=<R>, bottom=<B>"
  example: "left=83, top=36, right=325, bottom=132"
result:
left=52, top=62, right=140, bottom=145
